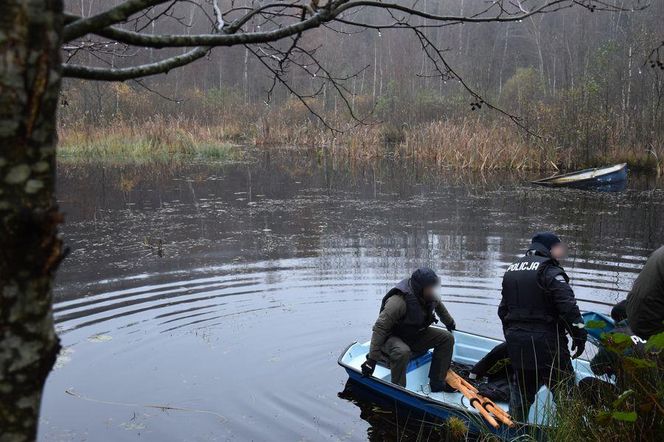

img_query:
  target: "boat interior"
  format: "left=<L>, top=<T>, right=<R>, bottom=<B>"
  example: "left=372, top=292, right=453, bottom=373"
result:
left=340, top=330, right=597, bottom=426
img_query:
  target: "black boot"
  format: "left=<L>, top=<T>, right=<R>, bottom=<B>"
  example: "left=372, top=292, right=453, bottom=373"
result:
left=430, top=380, right=456, bottom=393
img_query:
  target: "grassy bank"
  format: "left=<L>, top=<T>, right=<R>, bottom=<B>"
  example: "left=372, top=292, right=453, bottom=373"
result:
left=58, top=116, right=241, bottom=164
left=58, top=115, right=663, bottom=172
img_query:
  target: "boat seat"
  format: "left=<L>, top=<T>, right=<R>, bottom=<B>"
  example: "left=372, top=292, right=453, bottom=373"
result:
left=376, top=350, right=432, bottom=372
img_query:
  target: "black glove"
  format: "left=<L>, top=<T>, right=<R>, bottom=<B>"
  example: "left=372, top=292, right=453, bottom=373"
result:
left=361, top=358, right=376, bottom=377
left=571, top=338, right=585, bottom=359
left=446, top=321, right=456, bottom=332
left=571, top=329, right=587, bottom=359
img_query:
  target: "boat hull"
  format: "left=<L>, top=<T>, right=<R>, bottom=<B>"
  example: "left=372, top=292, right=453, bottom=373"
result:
left=532, top=163, right=628, bottom=191
left=581, top=311, right=615, bottom=344
left=342, top=364, right=518, bottom=438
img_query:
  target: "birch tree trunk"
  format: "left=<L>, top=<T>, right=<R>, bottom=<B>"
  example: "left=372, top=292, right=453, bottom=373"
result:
left=0, top=1, right=64, bottom=441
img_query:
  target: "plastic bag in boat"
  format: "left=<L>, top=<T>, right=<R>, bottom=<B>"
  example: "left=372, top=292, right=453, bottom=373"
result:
left=476, top=378, right=511, bottom=403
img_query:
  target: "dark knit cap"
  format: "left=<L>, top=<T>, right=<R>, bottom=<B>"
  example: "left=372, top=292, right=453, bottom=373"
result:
left=611, top=300, right=628, bottom=323
left=410, top=268, right=440, bottom=296
left=531, top=232, right=562, bottom=250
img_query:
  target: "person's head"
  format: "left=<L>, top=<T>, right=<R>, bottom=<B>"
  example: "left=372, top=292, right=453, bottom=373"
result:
left=611, top=300, right=628, bottom=323
left=531, top=231, right=566, bottom=260
left=410, top=267, right=440, bottom=301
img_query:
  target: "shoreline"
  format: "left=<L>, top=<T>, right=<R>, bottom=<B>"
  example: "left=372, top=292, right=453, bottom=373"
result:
left=57, top=117, right=662, bottom=173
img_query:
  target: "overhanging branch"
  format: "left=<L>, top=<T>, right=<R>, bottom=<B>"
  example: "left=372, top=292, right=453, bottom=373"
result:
left=62, top=46, right=210, bottom=80
left=63, top=0, right=172, bottom=42
left=64, top=8, right=332, bottom=49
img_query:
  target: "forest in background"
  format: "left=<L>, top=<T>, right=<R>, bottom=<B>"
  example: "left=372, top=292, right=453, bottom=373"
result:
left=59, top=0, right=664, bottom=171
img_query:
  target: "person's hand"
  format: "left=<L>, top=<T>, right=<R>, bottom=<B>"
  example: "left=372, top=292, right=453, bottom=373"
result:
left=570, top=325, right=587, bottom=359
left=361, top=358, right=376, bottom=376
left=571, top=337, right=586, bottom=359
left=446, top=321, right=456, bottom=332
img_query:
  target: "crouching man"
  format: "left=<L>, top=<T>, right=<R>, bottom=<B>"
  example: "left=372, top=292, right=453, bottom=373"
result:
left=361, top=268, right=457, bottom=392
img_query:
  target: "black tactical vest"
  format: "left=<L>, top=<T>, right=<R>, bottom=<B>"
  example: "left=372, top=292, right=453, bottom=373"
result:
left=501, top=253, right=568, bottom=332
left=380, top=278, right=435, bottom=342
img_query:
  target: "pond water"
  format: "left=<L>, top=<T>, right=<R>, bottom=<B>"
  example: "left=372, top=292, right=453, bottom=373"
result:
left=41, top=152, right=664, bottom=441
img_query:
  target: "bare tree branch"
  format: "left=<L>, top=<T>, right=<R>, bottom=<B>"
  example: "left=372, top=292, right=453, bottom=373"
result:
left=62, top=46, right=210, bottom=80
left=64, top=0, right=173, bottom=42
left=64, top=7, right=332, bottom=49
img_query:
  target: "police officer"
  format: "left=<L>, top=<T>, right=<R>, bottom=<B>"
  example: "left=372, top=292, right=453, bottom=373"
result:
left=361, top=268, right=457, bottom=392
left=498, top=232, right=587, bottom=422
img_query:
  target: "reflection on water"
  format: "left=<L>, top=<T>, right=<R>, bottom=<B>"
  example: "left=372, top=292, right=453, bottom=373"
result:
left=339, top=377, right=482, bottom=441
left=42, top=153, right=664, bottom=441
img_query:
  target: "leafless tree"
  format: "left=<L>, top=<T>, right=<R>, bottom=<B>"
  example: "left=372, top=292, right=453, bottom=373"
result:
left=0, top=0, right=648, bottom=440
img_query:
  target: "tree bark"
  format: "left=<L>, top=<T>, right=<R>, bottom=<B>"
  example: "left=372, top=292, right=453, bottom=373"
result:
left=0, top=1, right=64, bottom=441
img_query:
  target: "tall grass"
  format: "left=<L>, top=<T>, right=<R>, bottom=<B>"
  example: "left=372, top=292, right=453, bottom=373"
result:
left=542, top=330, right=664, bottom=442
left=58, top=110, right=661, bottom=171
left=58, top=115, right=241, bottom=164
left=58, top=80, right=664, bottom=170
left=58, top=116, right=549, bottom=170
left=401, top=121, right=548, bottom=171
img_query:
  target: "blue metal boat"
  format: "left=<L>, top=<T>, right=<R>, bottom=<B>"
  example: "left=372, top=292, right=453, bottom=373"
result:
left=339, top=329, right=598, bottom=437
left=531, top=163, right=628, bottom=191
left=581, top=311, right=615, bottom=344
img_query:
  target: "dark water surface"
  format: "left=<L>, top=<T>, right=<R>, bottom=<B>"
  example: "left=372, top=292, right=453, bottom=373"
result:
left=41, top=153, right=664, bottom=441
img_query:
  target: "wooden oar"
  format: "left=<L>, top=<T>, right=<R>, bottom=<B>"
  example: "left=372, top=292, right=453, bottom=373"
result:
left=449, top=371, right=514, bottom=427
left=445, top=370, right=514, bottom=428
left=452, top=373, right=513, bottom=425
left=484, top=401, right=513, bottom=426
left=454, top=374, right=479, bottom=393
left=446, top=372, right=508, bottom=427
left=445, top=371, right=500, bottom=428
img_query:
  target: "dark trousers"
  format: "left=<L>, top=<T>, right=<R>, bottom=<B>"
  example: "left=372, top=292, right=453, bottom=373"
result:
left=381, top=327, right=454, bottom=387
left=509, top=357, right=575, bottom=422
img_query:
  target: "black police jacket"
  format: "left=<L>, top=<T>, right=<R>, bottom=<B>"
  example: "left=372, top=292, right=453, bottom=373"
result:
left=498, top=243, right=584, bottom=369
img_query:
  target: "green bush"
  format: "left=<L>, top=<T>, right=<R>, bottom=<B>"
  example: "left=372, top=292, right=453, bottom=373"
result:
left=550, top=327, right=664, bottom=441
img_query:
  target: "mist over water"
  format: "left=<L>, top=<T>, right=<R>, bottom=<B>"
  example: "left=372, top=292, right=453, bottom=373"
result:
left=41, top=154, right=664, bottom=441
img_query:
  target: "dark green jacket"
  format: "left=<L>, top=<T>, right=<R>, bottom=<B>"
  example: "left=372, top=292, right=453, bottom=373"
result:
left=627, top=246, right=664, bottom=339
left=368, top=294, right=454, bottom=361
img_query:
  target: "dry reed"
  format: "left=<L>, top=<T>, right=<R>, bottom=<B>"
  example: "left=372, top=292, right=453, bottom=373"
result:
left=58, top=113, right=659, bottom=171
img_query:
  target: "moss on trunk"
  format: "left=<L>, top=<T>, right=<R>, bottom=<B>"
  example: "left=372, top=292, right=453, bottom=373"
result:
left=0, top=1, right=64, bottom=440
